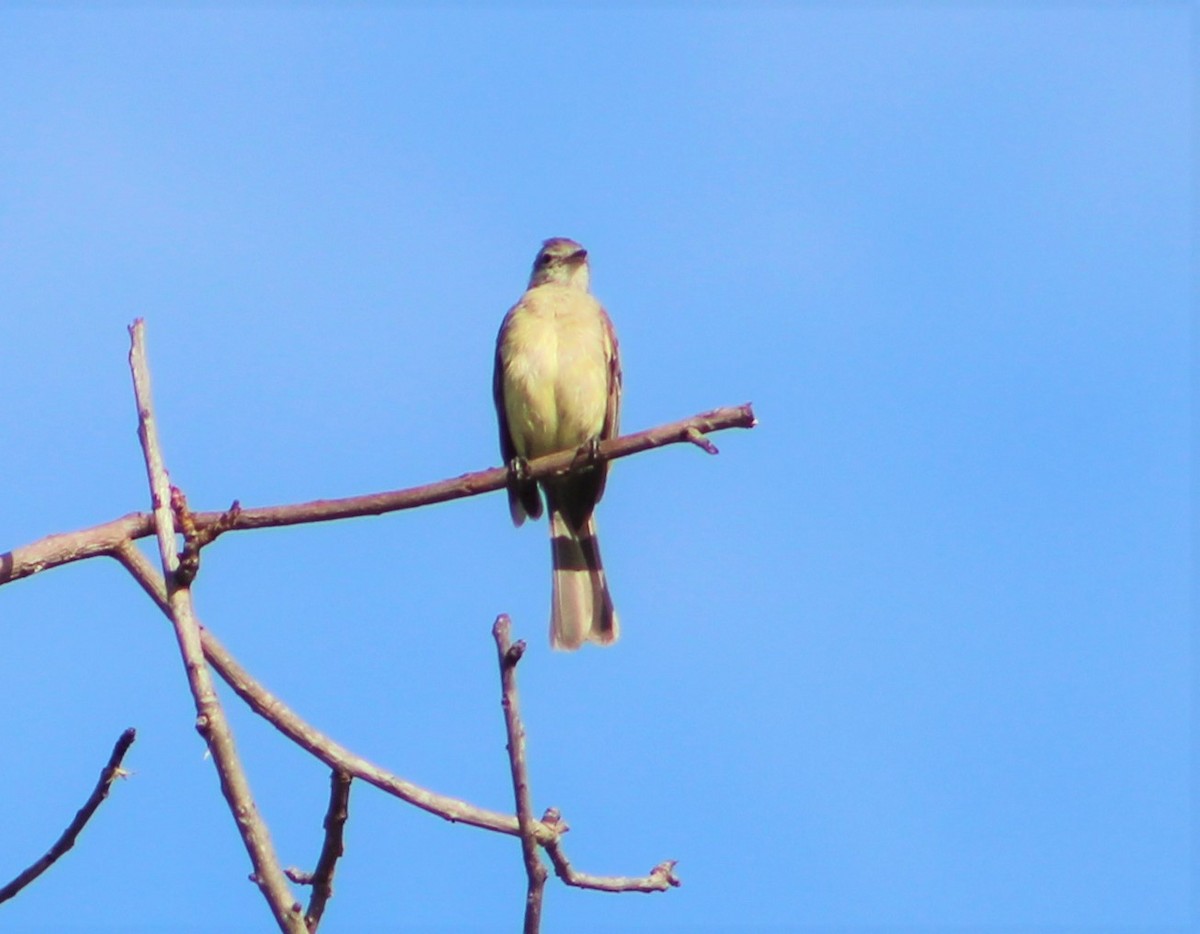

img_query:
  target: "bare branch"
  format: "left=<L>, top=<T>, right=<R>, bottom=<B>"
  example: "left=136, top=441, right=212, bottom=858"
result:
left=209, top=621, right=542, bottom=835
left=491, top=618, right=683, bottom=898
left=493, top=616, right=548, bottom=933
left=113, top=542, right=680, bottom=900
left=286, top=773, right=351, bottom=930
left=128, top=320, right=304, bottom=934
left=111, top=540, right=170, bottom=615
left=1, top=513, right=148, bottom=586
left=1, top=404, right=756, bottom=588
left=544, top=820, right=681, bottom=893
left=298, top=770, right=352, bottom=932
left=181, top=403, right=756, bottom=533
left=114, top=541, right=681, bottom=892
left=111, top=542, right=543, bottom=838
left=0, top=728, right=136, bottom=904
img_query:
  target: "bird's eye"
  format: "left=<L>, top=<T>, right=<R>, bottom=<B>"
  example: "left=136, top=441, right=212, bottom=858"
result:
left=538, top=254, right=553, bottom=265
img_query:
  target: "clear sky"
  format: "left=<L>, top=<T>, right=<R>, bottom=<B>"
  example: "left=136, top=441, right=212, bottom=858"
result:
left=0, top=5, right=1192, bottom=933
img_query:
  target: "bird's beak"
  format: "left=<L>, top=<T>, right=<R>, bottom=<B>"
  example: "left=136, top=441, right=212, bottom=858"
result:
left=572, top=248, right=588, bottom=262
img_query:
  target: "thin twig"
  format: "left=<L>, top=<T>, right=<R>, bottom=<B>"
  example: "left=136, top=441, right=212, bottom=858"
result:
left=0, top=728, right=136, bottom=904
left=302, top=770, right=351, bottom=932
left=493, top=616, right=548, bottom=933
left=128, top=319, right=304, bottom=934
left=287, top=771, right=351, bottom=931
left=545, top=834, right=681, bottom=893
left=1, top=404, right=756, bottom=588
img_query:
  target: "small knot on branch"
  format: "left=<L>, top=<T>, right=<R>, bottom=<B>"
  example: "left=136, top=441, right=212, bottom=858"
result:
left=493, top=614, right=527, bottom=669
left=202, top=499, right=242, bottom=544
left=540, top=807, right=568, bottom=835
left=651, top=859, right=682, bottom=888
left=171, top=486, right=200, bottom=585
left=504, top=640, right=526, bottom=668
left=683, top=427, right=720, bottom=455
left=174, top=492, right=241, bottom=586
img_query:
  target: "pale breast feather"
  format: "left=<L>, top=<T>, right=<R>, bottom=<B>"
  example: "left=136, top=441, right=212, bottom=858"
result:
left=500, top=286, right=611, bottom=458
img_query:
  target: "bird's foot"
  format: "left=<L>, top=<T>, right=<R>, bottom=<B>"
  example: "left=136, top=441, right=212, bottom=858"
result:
left=508, top=456, right=532, bottom=486
left=570, top=437, right=602, bottom=471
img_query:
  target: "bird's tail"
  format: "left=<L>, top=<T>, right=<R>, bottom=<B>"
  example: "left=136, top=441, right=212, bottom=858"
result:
left=549, top=509, right=619, bottom=650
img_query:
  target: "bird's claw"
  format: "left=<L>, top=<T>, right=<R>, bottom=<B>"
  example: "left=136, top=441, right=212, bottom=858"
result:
left=508, top=456, right=532, bottom=485
left=570, top=437, right=602, bottom=471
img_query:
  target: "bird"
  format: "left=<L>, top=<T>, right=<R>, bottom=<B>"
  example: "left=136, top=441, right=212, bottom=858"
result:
left=493, top=237, right=622, bottom=650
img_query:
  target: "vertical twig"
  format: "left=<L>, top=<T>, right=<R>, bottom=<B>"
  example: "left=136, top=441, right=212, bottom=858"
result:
left=0, top=728, right=137, bottom=904
left=493, top=615, right=549, bottom=934
left=303, top=770, right=351, bottom=932
left=127, top=319, right=304, bottom=934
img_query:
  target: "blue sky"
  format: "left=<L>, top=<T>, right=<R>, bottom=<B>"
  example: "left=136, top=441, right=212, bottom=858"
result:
left=0, top=5, right=1192, bottom=932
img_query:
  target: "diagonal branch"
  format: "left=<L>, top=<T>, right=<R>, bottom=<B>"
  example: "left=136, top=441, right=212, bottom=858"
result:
left=112, top=539, right=543, bottom=839
left=128, top=320, right=304, bottom=934
left=493, top=616, right=548, bottom=933
left=0, top=728, right=136, bottom=904
left=1, top=404, right=756, bottom=589
left=113, top=538, right=683, bottom=897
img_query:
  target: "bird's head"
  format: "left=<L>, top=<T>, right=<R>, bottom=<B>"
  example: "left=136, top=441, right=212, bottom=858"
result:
left=528, top=237, right=590, bottom=290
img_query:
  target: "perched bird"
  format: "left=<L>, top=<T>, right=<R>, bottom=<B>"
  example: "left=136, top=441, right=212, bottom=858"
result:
left=493, top=238, right=622, bottom=650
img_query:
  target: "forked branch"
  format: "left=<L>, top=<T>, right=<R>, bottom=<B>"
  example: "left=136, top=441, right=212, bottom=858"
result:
left=492, top=615, right=680, bottom=934
left=129, top=320, right=304, bottom=934
left=493, top=616, right=549, bottom=933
